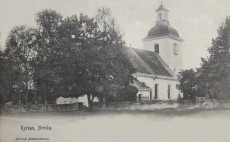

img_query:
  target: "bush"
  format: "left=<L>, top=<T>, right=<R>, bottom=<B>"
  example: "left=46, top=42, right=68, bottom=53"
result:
left=107, top=86, right=138, bottom=102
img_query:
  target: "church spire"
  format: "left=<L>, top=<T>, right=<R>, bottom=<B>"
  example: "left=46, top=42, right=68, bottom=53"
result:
left=155, top=3, right=169, bottom=22
left=156, top=3, right=169, bottom=12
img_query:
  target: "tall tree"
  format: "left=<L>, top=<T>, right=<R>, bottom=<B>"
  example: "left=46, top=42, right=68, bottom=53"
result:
left=34, top=9, right=63, bottom=107
left=3, top=8, right=136, bottom=111
left=55, top=8, right=136, bottom=110
left=0, top=49, right=3, bottom=105
left=196, top=16, right=230, bottom=100
left=82, top=8, right=136, bottom=109
left=4, top=26, right=37, bottom=105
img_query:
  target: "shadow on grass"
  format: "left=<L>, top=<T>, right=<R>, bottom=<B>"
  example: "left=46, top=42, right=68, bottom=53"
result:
left=1, top=107, right=230, bottom=119
left=84, top=107, right=230, bottom=117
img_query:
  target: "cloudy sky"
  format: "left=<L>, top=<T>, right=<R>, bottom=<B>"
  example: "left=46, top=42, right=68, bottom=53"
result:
left=0, top=0, right=229, bottom=69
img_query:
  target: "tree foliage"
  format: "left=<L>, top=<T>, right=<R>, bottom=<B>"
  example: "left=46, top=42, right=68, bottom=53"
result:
left=203, top=16, right=230, bottom=100
left=178, top=69, right=197, bottom=99
left=0, top=49, right=3, bottom=105
left=2, top=26, right=37, bottom=105
left=205, top=16, right=230, bottom=81
left=178, top=68, right=207, bottom=99
left=178, top=16, right=230, bottom=100
left=2, top=8, right=137, bottom=110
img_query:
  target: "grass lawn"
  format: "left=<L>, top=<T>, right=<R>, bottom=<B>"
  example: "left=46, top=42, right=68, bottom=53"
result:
left=1, top=108, right=230, bottom=142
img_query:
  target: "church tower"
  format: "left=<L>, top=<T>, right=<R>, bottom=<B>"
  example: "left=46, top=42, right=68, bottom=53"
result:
left=142, top=3, right=184, bottom=74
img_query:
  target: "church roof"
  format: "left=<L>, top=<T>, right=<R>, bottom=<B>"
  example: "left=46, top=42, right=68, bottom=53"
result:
left=155, top=3, right=169, bottom=12
left=132, top=78, right=152, bottom=91
left=124, top=47, right=174, bottom=77
left=145, top=21, right=180, bottom=39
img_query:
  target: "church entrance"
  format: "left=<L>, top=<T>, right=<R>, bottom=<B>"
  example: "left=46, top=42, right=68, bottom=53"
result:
left=138, top=94, right=142, bottom=101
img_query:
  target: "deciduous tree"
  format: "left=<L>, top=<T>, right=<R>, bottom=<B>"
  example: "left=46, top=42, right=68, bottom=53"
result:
left=2, top=8, right=137, bottom=111
left=4, top=26, right=37, bottom=105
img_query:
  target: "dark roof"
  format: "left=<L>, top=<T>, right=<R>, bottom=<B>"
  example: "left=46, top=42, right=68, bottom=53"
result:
left=124, top=47, right=173, bottom=77
left=132, top=79, right=152, bottom=91
left=155, top=4, right=169, bottom=12
left=125, top=46, right=152, bottom=74
left=145, top=21, right=179, bottom=39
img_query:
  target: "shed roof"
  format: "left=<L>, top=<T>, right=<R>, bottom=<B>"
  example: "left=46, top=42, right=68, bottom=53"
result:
left=132, top=79, right=152, bottom=91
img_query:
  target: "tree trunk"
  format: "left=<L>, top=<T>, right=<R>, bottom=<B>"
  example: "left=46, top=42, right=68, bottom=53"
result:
left=25, top=63, right=29, bottom=106
left=17, top=80, right=21, bottom=106
left=87, top=94, right=94, bottom=111
left=35, top=89, right=37, bottom=105
left=26, top=81, right=28, bottom=106
left=103, top=93, right=106, bottom=108
left=44, top=82, right=47, bottom=111
left=54, top=98, right=56, bottom=111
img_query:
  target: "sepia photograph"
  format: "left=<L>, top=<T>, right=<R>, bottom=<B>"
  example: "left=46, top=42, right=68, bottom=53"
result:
left=0, top=0, right=230, bottom=142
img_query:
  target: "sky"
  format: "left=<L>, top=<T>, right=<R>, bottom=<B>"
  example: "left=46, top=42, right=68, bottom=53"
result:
left=0, top=0, right=230, bottom=69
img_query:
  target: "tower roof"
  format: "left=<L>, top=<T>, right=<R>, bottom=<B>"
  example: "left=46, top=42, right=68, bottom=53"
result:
left=155, top=3, right=169, bottom=12
left=145, top=21, right=180, bottom=39
left=143, top=3, right=183, bottom=41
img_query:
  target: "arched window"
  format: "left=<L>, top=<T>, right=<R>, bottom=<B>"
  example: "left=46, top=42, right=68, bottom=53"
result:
left=168, top=85, right=171, bottom=99
left=174, top=43, right=179, bottom=55
left=155, top=44, right=159, bottom=54
left=159, top=13, right=161, bottom=20
left=155, top=84, right=158, bottom=99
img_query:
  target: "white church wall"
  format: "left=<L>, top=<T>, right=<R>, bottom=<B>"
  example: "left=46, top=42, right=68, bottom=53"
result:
left=152, top=78, right=179, bottom=100
left=143, top=38, right=170, bottom=66
left=137, top=90, right=151, bottom=100
left=135, top=76, right=153, bottom=100
left=143, top=37, right=183, bottom=75
left=167, top=38, right=183, bottom=74
left=156, top=11, right=168, bottom=21
left=136, top=76, right=154, bottom=90
left=136, top=76, right=180, bottom=100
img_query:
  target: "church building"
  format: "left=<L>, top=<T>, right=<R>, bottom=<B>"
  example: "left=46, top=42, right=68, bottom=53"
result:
left=57, top=3, right=184, bottom=106
left=127, top=3, right=184, bottom=100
